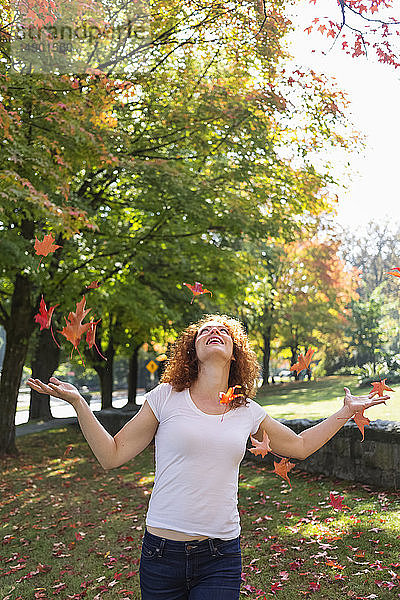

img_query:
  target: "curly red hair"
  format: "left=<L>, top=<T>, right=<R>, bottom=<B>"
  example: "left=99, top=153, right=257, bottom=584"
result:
left=160, top=314, right=260, bottom=408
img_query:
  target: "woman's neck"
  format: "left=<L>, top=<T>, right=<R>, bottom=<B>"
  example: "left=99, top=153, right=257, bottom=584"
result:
left=190, top=362, right=230, bottom=403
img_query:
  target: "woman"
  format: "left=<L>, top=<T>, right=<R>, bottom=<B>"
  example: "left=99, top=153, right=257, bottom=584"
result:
left=27, top=314, right=388, bottom=600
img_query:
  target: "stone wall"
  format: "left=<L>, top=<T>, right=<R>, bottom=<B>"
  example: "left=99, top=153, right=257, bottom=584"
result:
left=66, top=409, right=400, bottom=490
left=245, top=418, right=400, bottom=490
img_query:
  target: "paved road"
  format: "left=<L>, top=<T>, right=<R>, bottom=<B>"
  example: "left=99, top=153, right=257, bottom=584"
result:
left=15, top=389, right=145, bottom=426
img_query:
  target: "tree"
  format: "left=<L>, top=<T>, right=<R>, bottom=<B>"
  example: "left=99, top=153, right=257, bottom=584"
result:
left=348, top=297, right=386, bottom=374
left=273, top=234, right=359, bottom=377
left=301, top=0, right=400, bottom=68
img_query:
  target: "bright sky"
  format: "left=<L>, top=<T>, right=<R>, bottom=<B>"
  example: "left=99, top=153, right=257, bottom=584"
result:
left=285, top=0, right=400, bottom=231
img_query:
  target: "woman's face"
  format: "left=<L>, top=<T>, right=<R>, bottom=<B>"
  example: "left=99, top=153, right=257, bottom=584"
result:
left=194, top=320, right=234, bottom=364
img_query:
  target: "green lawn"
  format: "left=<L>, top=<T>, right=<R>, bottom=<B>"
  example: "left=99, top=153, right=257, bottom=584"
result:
left=1, top=427, right=400, bottom=599
left=256, top=375, right=400, bottom=423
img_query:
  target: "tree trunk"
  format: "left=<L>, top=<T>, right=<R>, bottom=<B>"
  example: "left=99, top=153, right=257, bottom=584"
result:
left=290, top=327, right=299, bottom=381
left=0, top=275, right=35, bottom=456
left=91, top=318, right=116, bottom=409
left=262, top=325, right=272, bottom=386
left=29, top=328, right=61, bottom=420
left=127, top=343, right=142, bottom=407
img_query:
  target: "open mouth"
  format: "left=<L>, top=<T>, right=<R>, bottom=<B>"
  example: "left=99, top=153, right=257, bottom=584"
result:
left=206, top=337, right=224, bottom=345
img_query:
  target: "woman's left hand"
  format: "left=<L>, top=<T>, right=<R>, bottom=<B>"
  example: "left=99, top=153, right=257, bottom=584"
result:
left=343, top=386, right=390, bottom=417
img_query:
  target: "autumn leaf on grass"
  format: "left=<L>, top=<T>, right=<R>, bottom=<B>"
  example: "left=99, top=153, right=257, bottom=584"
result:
left=34, top=233, right=62, bottom=270
left=183, top=281, right=212, bottom=304
left=387, top=267, right=400, bottom=278
left=34, top=295, right=60, bottom=348
left=62, top=445, right=73, bottom=460
left=86, top=318, right=107, bottom=361
left=353, top=409, right=370, bottom=442
left=329, top=491, right=347, bottom=511
left=290, top=348, right=315, bottom=375
left=273, top=458, right=295, bottom=487
left=249, top=431, right=271, bottom=458
left=59, top=296, right=91, bottom=364
left=369, top=379, right=394, bottom=398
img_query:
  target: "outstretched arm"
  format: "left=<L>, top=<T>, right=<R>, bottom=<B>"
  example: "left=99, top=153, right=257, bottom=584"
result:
left=254, top=387, right=389, bottom=460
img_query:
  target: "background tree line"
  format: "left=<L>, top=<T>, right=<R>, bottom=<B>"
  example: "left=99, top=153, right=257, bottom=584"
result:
left=1, top=0, right=395, bottom=456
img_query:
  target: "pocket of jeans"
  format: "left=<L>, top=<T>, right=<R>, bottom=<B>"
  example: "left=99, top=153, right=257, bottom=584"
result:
left=141, top=541, right=160, bottom=560
left=214, top=538, right=241, bottom=558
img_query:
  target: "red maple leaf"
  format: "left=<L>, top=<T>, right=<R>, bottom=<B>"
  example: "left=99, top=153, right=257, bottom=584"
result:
left=86, top=318, right=107, bottom=361
left=290, top=348, right=315, bottom=374
left=34, top=295, right=60, bottom=348
left=273, top=458, right=295, bottom=487
left=329, top=491, right=346, bottom=510
left=353, top=409, right=370, bottom=442
left=249, top=430, right=271, bottom=458
left=369, top=379, right=394, bottom=398
left=183, top=281, right=212, bottom=304
left=309, top=581, right=321, bottom=591
left=59, top=296, right=91, bottom=363
left=34, top=233, right=62, bottom=269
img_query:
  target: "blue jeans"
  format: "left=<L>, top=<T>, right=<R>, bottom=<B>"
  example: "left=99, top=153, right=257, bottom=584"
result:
left=139, top=529, right=242, bottom=599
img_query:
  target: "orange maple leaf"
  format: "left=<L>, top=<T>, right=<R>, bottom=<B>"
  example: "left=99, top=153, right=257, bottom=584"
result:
left=290, top=348, right=315, bottom=374
left=34, top=233, right=62, bottom=269
left=86, top=318, right=107, bottom=361
left=369, top=379, right=394, bottom=398
left=183, top=281, right=212, bottom=304
left=219, top=385, right=244, bottom=405
left=59, top=296, right=91, bottom=363
left=273, top=458, right=295, bottom=487
left=353, top=410, right=370, bottom=442
left=249, top=431, right=271, bottom=458
left=387, top=267, right=400, bottom=278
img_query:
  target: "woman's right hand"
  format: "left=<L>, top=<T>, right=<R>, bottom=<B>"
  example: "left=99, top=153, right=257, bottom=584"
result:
left=26, top=377, right=84, bottom=408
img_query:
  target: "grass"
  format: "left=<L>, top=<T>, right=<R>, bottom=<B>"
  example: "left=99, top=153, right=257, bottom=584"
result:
left=1, top=427, right=400, bottom=599
left=256, top=375, right=400, bottom=423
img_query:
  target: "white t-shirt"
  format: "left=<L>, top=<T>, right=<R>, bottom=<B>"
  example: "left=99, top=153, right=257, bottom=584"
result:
left=144, top=382, right=267, bottom=540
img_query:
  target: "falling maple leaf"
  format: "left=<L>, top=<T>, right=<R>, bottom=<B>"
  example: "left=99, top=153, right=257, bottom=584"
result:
left=249, top=430, right=272, bottom=458
left=59, top=296, right=91, bottom=364
left=219, top=385, right=244, bottom=405
left=34, top=296, right=60, bottom=348
left=290, top=348, right=315, bottom=375
left=86, top=318, right=107, bottom=361
left=273, top=458, right=295, bottom=487
left=353, top=409, right=370, bottom=442
left=329, top=491, right=346, bottom=510
left=387, top=267, right=400, bottom=278
left=34, top=233, right=62, bottom=269
left=183, top=281, right=212, bottom=304
left=219, top=385, right=244, bottom=422
left=369, top=379, right=394, bottom=398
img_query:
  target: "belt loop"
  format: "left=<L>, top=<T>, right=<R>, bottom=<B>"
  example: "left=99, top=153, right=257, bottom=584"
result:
left=208, top=538, right=217, bottom=557
left=156, top=537, right=166, bottom=558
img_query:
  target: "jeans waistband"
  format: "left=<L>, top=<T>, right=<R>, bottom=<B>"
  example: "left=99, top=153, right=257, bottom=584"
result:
left=143, top=528, right=236, bottom=553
